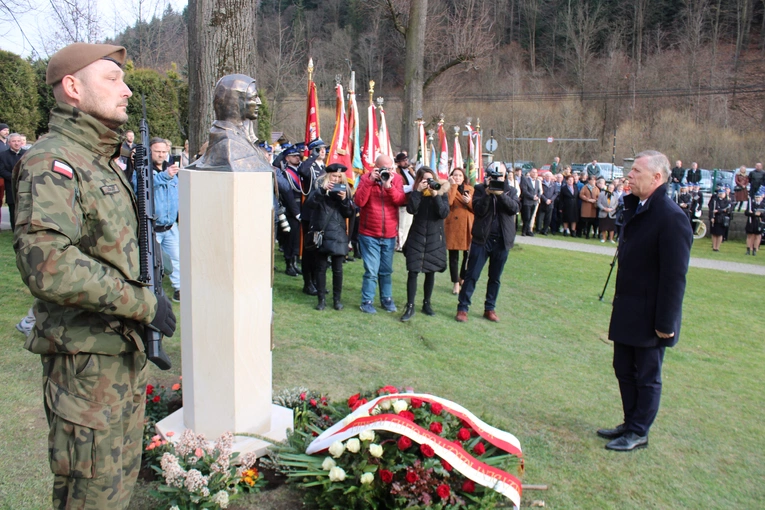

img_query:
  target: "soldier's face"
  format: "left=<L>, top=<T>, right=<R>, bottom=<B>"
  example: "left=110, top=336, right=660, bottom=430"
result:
left=75, top=60, right=132, bottom=130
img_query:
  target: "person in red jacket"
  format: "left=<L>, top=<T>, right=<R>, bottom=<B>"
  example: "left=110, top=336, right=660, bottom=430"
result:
left=355, top=154, right=407, bottom=313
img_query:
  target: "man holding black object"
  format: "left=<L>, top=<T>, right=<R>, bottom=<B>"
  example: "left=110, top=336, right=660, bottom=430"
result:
left=598, top=150, right=691, bottom=452
left=520, top=167, right=540, bottom=236
left=13, top=42, right=176, bottom=509
left=455, top=161, right=520, bottom=323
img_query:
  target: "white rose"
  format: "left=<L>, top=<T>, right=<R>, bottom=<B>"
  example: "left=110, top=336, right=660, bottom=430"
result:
left=329, top=466, right=347, bottom=482
left=346, top=438, right=361, bottom=453
left=329, top=440, right=346, bottom=458
left=321, top=457, right=336, bottom=471
left=369, top=443, right=383, bottom=458
left=371, top=406, right=382, bottom=415
left=392, top=400, right=408, bottom=414
left=359, top=430, right=375, bottom=442
left=380, top=400, right=391, bottom=411
left=360, top=472, right=374, bottom=485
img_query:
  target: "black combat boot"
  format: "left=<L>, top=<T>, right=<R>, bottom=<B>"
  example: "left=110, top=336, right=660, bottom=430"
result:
left=332, top=270, right=344, bottom=310
left=293, top=257, right=303, bottom=275
left=303, top=281, right=318, bottom=296
left=400, top=303, right=415, bottom=322
left=421, top=301, right=435, bottom=316
left=315, top=297, right=326, bottom=311
left=285, top=259, right=298, bottom=277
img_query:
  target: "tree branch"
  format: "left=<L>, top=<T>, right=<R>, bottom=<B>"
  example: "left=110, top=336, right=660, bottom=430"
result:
left=382, top=0, right=406, bottom=36
left=423, top=54, right=471, bottom=90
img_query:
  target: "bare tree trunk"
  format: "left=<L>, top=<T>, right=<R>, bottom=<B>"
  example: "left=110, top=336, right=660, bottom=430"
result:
left=401, top=0, right=427, bottom=154
left=188, top=0, right=259, bottom=156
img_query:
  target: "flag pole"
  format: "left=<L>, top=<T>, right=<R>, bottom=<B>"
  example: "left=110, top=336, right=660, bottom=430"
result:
left=369, top=80, right=375, bottom=106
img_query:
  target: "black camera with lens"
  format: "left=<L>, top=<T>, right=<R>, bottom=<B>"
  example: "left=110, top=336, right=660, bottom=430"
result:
left=426, top=178, right=441, bottom=191
left=328, top=183, right=347, bottom=198
left=380, top=169, right=392, bottom=182
left=485, top=166, right=505, bottom=192
left=485, top=167, right=501, bottom=179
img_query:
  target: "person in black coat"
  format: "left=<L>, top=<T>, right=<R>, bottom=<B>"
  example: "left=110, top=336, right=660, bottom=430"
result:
left=0, top=133, right=27, bottom=231
left=456, top=162, right=521, bottom=323
left=559, top=174, right=578, bottom=236
left=274, top=143, right=304, bottom=277
left=744, top=190, right=765, bottom=255
left=598, top=151, right=692, bottom=452
left=400, top=167, right=450, bottom=322
left=537, top=172, right=559, bottom=235
left=303, top=163, right=354, bottom=310
left=708, top=187, right=731, bottom=251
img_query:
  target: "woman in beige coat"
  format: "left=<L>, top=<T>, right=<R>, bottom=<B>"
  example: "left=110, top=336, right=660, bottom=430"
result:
left=444, top=168, right=474, bottom=294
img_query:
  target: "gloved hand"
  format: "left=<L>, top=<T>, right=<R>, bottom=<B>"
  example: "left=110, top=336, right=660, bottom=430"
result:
left=149, top=292, right=177, bottom=337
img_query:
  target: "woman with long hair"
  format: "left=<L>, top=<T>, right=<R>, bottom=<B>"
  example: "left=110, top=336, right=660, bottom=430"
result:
left=303, top=164, right=355, bottom=310
left=744, top=189, right=765, bottom=255
left=444, top=168, right=474, bottom=295
left=708, top=187, right=731, bottom=251
left=400, top=167, right=450, bottom=322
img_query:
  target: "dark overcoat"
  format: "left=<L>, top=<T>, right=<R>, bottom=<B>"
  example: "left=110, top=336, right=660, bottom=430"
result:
left=609, top=184, right=692, bottom=348
left=404, top=180, right=450, bottom=273
left=470, top=179, right=521, bottom=251
left=304, top=186, right=354, bottom=256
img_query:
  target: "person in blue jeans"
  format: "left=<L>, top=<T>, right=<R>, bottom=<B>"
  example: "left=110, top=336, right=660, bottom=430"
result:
left=353, top=154, right=407, bottom=313
left=134, top=137, right=181, bottom=301
left=455, top=162, right=520, bottom=323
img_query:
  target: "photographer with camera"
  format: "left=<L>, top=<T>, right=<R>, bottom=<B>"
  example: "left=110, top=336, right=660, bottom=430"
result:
left=354, top=154, right=408, bottom=314
left=709, top=186, right=732, bottom=251
left=744, top=188, right=764, bottom=255
left=455, top=161, right=521, bottom=323
left=303, top=163, right=354, bottom=310
left=399, top=167, right=450, bottom=322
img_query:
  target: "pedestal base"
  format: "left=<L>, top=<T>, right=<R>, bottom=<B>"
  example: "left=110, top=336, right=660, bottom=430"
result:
left=156, top=404, right=294, bottom=458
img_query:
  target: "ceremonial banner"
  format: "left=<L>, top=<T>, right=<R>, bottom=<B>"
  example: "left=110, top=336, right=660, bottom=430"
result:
left=475, top=129, right=483, bottom=183
left=430, top=138, right=437, bottom=170
left=327, top=83, right=351, bottom=170
left=361, top=103, right=379, bottom=173
left=304, top=58, right=320, bottom=157
left=347, top=72, right=363, bottom=182
left=418, top=121, right=427, bottom=167
left=437, top=122, right=449, bottom=179
left=452, top=128, right=464, bottom=171
left=378, top=105, right=393, bottom=157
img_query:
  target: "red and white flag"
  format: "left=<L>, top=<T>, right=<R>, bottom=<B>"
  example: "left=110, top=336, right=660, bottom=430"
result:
left=451, top=129, right=464, bottom=171
left=437, top=122, right=449, bottom=179
left=361, top=103, right=379, bottom=173
left=304, top=58, right=320, bottom=156
left=378, top=105, right=393, bottom=158
left=327, top=83, right=351, bottom=170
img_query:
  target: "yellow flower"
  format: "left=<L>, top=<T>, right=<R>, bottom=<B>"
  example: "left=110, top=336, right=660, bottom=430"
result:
left=244, top=476, right=254, bottom=486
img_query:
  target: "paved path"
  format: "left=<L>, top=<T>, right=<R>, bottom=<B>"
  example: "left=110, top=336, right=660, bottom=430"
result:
left=515, top=235, right=765, bottom=276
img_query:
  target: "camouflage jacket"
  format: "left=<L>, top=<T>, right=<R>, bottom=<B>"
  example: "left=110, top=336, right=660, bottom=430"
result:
left=14, top=103, right=157, bottom=356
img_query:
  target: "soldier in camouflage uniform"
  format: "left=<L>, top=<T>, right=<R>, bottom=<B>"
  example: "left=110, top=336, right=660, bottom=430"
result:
left=12, top=43, right=177, bottom=509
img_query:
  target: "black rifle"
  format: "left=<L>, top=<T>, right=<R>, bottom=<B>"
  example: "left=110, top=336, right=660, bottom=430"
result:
left=135, top=95, right=172, bottom=370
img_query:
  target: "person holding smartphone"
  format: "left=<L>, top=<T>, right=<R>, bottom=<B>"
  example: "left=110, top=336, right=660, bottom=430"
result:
left=445, top=167, right=473, bottom=295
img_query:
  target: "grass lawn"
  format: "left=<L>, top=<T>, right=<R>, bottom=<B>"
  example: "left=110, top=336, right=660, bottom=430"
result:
left=1, top=229, right=763, bottom=509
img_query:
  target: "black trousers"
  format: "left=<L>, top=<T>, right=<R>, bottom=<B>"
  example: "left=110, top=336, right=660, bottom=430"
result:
left=315, top=254, right=344, bottom=300
left=537, top=204, right=553, bottom=233
left=613, top=342, right=666, bottom=437
left=301, top=220, right=318, bottom=285
left=278, top=216, right=300, bottom=260
left=406, top=271, right=435, bottom=305
left=448, top=250, right=468, bottom=283
left=8, top=202, right=15, bottom=231
left=521, top=204, right=535, bottom=233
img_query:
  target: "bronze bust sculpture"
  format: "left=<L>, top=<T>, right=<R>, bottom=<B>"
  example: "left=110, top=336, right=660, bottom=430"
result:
left=187, top=74, right=272, bottom=172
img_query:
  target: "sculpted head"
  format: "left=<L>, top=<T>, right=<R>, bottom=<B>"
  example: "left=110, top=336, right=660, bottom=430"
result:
left=213, top=74, right=260, bottom=123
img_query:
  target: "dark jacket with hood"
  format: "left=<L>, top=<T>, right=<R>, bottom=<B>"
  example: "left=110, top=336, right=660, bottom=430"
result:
left=403, top=179, right=450, bottom=273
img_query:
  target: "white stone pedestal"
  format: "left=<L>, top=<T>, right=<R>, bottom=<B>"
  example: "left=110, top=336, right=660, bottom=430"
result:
left=156, top=169, right=292, bottom=455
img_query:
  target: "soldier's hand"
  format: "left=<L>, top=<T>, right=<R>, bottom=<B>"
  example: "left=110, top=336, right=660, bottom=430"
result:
left=150, top=292, right=177, bottom=337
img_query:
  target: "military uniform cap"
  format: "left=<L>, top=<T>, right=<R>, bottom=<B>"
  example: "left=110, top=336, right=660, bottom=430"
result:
left=46, top=42, right=127, bottom=85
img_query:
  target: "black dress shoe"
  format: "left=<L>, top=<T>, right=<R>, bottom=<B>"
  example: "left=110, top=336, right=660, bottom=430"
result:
left=605, top=431, right=648, bottom=451
left=421, top=301, right=435, bottom=316
left=303, top=282, right=318, bottom=296
left=400, top=303, right=415, bottom=322
left=597, top=423, right=627, bottom=439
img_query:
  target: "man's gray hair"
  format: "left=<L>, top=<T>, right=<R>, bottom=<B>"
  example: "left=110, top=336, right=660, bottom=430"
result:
left=8, top=132, right=23, bottom=141
left=635, top=150, right=670, bottom=182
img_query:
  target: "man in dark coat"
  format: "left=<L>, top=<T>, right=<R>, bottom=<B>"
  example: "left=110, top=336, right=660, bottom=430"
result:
left=598, top=150, right=692, bottom=452
left=0, top=132, right=27, bottom=230
left=670, top=160, right=685, bottom=199
left=456, top=161, right=520, bottom=323
left=520, top=167, right=541, bottom=236
left=537, top=172, right=559, bottom=235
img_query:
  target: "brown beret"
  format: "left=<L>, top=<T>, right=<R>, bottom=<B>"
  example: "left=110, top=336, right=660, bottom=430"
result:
left=46, top=43, right=127, bottom=85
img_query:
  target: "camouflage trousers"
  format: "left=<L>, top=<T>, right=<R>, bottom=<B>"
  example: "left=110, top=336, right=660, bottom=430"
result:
left=41, top=351, right=148, bottom=510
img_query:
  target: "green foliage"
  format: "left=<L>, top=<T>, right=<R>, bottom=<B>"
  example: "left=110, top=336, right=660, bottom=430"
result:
left=124, top=68, right=183, bottom=144
left=167, top=64, right=189, bottom=141
left=30, top=58, right=55, bottom=138
left=0, top=51, right=41, bottom=138
left=258, top=93, right=272, bottom=143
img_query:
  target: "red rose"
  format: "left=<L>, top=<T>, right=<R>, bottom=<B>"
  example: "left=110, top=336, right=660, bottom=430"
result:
left=457, top=428, right=471, bottom=441
left=462, top=480, right=476, bottom=493
left=420, top=444, right=435, bottom=457
left=299, top=392, right=306, bottom=401
left=398, top=410, right=415, bottom=421
left=309, top=398, right=317, bottom=406
left=405, top=470, right=419, bottom=484
left=351, top=397, right=368, bottom=411
left=379, top=469, right=393, bottom=484
left=430, top=402, right=443, bottom=415
left=473, top=442, right=485, bottom=455
left=146, top=384, right=154, bottom=396
left=411, top=398, right=423, bottom=409
left=437, top=484, right=450, bottom=499
left=347, top=393, right=360, bottom=408
left=378, top=385, right=399, bottom=394
left=441, top=459, right=452, bottom=471
left=152, top=395, right=161, bottom=403
left=429, top=422, right=443, bottom=435
left=397, top=436, right=412, bottom=450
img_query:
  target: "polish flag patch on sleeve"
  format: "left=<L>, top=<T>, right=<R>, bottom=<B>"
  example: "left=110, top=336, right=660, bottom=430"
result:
left=52, top=161, right=74, bottom=179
